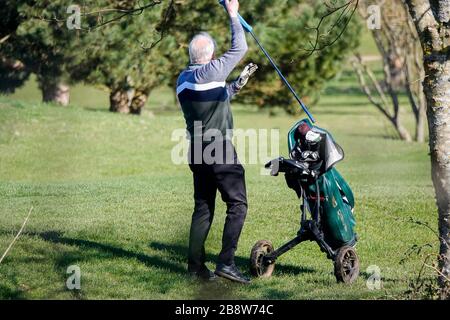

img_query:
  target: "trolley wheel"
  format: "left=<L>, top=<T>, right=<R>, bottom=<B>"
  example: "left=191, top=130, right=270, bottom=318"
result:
left=250, top=240, right=275, bottom=278
left=334, top=246, right=360, bottom=284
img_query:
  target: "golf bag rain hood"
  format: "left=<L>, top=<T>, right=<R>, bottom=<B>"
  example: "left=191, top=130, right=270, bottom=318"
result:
left=288, top=119, right=344, bottom=172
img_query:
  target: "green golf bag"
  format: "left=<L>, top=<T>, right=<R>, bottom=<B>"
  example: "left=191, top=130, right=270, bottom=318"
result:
left=286, top=119, right=357, bottom=250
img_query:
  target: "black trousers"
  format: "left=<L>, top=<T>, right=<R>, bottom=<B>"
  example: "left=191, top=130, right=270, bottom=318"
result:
left=188, top=140, right=248, bottom=271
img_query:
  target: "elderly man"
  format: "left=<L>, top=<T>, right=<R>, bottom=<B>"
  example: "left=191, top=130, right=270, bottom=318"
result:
left=176, top=0, right=257, bottom=284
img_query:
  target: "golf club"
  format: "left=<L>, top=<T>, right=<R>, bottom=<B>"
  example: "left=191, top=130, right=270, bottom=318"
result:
left=218, top=0, right=316, bottom=123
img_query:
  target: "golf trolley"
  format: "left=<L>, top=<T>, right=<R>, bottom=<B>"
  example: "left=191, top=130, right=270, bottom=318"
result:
left=250, top=119, right=360, bottom=283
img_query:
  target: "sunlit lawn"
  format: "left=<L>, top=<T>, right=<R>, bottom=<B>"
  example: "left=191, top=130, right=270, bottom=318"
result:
left=0, top=62, right=437, bottom=299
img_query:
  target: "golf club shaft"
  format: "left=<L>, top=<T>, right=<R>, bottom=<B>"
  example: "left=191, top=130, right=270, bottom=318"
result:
left=248, top=31, right=315, bottom=123
left=218, top=0, right=315, bottom=122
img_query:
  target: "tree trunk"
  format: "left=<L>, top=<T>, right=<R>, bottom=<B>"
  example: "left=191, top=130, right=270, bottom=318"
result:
left=416, top=107, right=426, bottom=143
left=41, top=81, right=70, bottom=106
left=405, top=83, right=426, bottom=143
left=394, top=119, right=413, bottom=142
left=413, top=39, right=427, bottom=144
left=352, top=55, right=412, bottom=142
left=109, top=88, right=130, bottom=113
left=129, top=89, right=149, bottom=115
left=109, top=88, right=149, bottom=115
left=388, top=86, right=413, bottom=142
left=423, top=56, right=450, bottom=298
left=405, top=0, right=450, bottom=298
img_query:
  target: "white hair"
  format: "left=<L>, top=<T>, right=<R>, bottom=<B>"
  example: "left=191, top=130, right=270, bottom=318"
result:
left=189, top=32, right=216, bottom=64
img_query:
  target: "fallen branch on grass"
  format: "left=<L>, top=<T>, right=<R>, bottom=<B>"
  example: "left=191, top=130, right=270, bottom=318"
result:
left=0, top=206, right=33, bottom=264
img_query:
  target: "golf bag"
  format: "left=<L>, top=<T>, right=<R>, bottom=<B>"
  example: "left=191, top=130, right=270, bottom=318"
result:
left=284, top=119, right=357, bottom=250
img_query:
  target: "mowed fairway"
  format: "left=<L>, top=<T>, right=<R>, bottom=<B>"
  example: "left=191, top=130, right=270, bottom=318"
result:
left=0, top=69, right=437, bottom=299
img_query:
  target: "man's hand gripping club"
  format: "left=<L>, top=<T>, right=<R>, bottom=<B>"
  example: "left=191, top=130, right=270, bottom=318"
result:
left=224, top=0, right=239, bottom=18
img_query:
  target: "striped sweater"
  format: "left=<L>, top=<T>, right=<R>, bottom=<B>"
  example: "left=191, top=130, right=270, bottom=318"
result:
left=177, top=17, right=248, bottom=142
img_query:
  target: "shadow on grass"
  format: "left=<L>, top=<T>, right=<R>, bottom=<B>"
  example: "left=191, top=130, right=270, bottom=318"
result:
left=149, top=241, right=316, bottom=300
left=0, top=284, right=26, bottom=300
left=2, top=230, right=317, bottom=299
left=315, top=100, right=371, bottom=107
left=5, top=230, right=316, bottom=278
left=259, top=288, right=293, bottom=300
left=323, top=86, right=366, bottom=96
left=349, top=132, right=398, bottom=141
left=83, top=107, right=110, bottom=113
left=36, top=231, right=187, bottom=275
left=149, top=241, right=315, bottom=276
left=311, top=109, right=372, bottom=116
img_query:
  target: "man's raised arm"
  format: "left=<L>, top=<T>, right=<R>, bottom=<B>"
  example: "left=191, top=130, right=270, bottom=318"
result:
left=194, top=0, right=248, bottom=84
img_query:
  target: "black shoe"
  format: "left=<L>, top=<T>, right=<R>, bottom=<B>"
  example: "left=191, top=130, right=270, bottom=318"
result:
left=189, top=267, right=217, bottom=282
left=215, top=263, right=251, bottom=284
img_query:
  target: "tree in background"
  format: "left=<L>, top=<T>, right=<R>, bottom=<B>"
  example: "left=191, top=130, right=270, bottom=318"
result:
left=0, top=58, right=29, bottom=94
left=165, top=0, right=361, bottom=114
left=68, top=0, right=173, bottom=114
left=0, top=0, right=78, bottom=105
left=1, top=0, right=360, bottom=114
left=0, top=0, right=171, bottom=112
left=353, top=0, right=426, bottom=142
left=0, top=0, right=31, bottom=95
left=404, top=0, right=450, bottom=298
left=240, top=0, right=361, bottom=114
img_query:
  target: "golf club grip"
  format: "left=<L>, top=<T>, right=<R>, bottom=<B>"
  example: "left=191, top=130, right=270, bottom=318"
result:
left=218, top=0, right=253, bottom=33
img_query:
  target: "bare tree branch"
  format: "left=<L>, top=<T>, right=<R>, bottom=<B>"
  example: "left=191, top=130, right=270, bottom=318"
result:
left=31, top=0, right=164, bottom=31
left=351, top=54, right=393, bottom=120
left=140, top=0, right=174, bottom=51
left=301, top=0, right=359, bottom=58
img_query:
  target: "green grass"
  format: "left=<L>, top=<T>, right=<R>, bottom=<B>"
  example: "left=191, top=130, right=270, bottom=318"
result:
left=0, top=33, right=436, bottom=299
left=358, top=27, right=379, bottom=56
left=0, top=72, right=437, bottom=299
